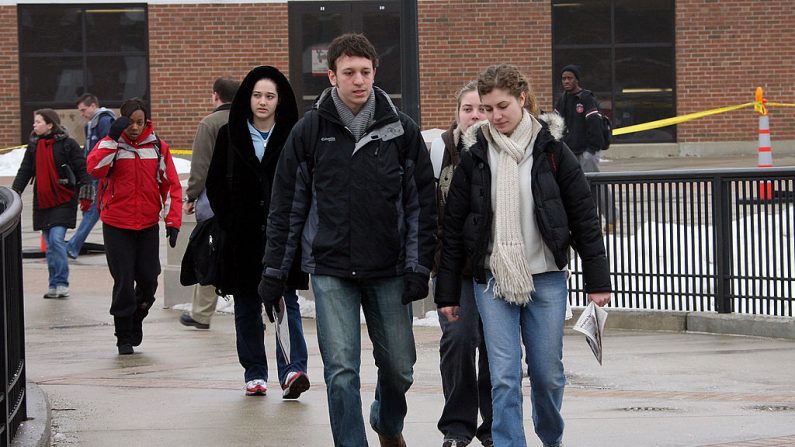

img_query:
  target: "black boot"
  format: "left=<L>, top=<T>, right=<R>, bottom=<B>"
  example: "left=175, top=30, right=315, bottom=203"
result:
left=114, top=316, right=134, bottom=355
left=131, top=299, right=154, bottom=347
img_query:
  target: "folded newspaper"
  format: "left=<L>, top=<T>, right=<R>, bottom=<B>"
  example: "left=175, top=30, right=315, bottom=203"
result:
left=573, top=302, right=608, bottom=365
left=275, top=297, right=290, bottom=364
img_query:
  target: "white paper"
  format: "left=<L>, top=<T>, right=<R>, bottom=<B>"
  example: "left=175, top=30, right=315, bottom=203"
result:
left=573, top=301, right=608, bottom=365
left=275, top=297, right=290, bottom=364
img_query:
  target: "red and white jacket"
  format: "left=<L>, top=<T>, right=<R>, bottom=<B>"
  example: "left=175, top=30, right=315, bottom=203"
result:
left=87, top=121, right=182, bottom=231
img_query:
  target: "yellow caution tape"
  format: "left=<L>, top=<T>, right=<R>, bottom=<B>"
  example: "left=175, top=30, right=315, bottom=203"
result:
left=0, top=145, right=25, bottom=154
left=170, top=149, right=193, bottom=155
left=614, top=100, right=795, bottom=136
left=612, top=103, right=755, bottom=136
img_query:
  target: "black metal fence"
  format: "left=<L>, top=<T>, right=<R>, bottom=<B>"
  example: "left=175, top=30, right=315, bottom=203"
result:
left=0, top=187, right=26, bottom=446
left=568, top=167, right=795, bottom=317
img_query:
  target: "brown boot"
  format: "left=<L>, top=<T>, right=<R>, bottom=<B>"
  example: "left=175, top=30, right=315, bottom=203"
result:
left=378, top=433, right=407, bottom=447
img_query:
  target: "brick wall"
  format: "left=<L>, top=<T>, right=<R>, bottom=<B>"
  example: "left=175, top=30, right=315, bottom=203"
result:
left=676, top=0, right=795, bottom=141
left=0, top=6, right=20, bottom=149
left=148, top=3, right=290, bottom=152
left=417, top=0, right=552, bottom=130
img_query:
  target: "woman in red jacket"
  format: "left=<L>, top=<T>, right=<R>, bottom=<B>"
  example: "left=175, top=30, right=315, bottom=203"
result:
left=87, top=98, right=182, bottom=355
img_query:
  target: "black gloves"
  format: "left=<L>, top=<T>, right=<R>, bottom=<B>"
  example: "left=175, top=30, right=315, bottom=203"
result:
left=258, top=275, right=285, bottom=323
left=108, top=116, right=131, bottom=141
left=166, top=227, right=179, bottom=248
left=402, top=272, right=429, bottom=305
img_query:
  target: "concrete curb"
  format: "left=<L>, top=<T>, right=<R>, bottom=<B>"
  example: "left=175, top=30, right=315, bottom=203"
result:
left=11, top=382, right=50, bottom=447
left=566, top=308, right=795, bottom=339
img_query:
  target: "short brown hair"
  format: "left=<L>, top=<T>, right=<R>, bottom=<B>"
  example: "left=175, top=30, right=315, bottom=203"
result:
left=76, top=93, right=99, bottom=108
left=34, top=108, right=61, bottom=127
left=327, top=33, right=379, bottom=72
left=213, top=77, right=239, bottom=103
left=477, top=64, right=538, bottom=115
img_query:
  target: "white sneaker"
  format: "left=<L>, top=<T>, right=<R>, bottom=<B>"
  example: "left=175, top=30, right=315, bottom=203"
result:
left=245, top=379, right=267, bottom=396
left=281, top=371, right=310, bottom=399
left=56, top=285, right=70, bottom=298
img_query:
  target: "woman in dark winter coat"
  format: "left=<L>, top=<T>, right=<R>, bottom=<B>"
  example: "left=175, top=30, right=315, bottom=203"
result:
left=435, top=65, right=612, bottom=447
left=429, top=81, right=493, bottom=447
left=206, top=65, right=310, bottom=399
left=12, top=109, right=93, bottom=299
left=87, top=98, right=182, bottom=355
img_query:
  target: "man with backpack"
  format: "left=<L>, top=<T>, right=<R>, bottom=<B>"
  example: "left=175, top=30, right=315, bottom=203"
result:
left=555, top=64, right=618, bottom=233
left=259, top=33, right=436, bottom=446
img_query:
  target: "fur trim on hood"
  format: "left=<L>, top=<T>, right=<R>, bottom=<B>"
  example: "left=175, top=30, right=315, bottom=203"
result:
left=227, top=65, right=298, bottom=159
left=460, top=112, right=565, bottom=151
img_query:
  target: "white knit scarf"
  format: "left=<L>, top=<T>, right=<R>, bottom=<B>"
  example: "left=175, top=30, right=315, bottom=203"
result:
left=488, top=110, right=538, bottom=305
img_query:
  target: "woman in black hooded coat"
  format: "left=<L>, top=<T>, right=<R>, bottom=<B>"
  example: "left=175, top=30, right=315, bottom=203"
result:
left=206, top=66, right=310, bottom=398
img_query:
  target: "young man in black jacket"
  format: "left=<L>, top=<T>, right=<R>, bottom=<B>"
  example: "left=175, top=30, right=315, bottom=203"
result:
left=259, top=33, right=436, bottom=446
left=554, top=64, right=617, bottom=232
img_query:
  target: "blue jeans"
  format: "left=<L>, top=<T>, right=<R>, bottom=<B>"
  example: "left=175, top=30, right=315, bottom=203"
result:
left=436, top=277, right=492, bottom=444
left=233, top=288, right=307, bottom=384
left=42, top=226, right=69, bottom=288
left=312, top=275, right=416, bottom=447
left=67, top=191, right=100, bottom=258
left=474, top=271, right=567, bottom=447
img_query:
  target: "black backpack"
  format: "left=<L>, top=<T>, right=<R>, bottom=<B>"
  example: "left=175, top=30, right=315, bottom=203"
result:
left=598, top=112, right=612, bottom=151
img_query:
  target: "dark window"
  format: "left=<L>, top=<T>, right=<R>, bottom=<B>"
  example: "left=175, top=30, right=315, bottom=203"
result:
left=552, top=0, right=675, bottom=143
left=288, top=2, right=409, bottom=116
left=17, top=4, right=148, bottom=143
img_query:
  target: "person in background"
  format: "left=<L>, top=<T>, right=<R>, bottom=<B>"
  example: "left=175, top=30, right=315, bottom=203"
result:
left=87, top=98, right=182, bottom=355
left=179, top=77, right=239, bottom=330
left=436, top=64, right=611, bottom=447
left=206, top=66, right=310, bottom=399
left=66, top=93, right=115, bottom=259
left=429, top=80, right=493, bottom=447
left=259, top=33, right=436, bottom=446
left=13, top=108, right=93, bottom=298
left=554, top=64, right=617, bottom=233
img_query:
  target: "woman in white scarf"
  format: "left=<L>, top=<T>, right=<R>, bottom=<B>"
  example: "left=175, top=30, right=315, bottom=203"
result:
left=436, top=65, right=611, bottom=447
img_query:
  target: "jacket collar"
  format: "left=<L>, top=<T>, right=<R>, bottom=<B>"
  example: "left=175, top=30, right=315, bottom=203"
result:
left=463, top=112, right=564, bottom=163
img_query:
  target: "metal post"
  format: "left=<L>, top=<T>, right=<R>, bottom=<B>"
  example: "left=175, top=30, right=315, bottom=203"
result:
left=712, top=175, right=733, bottom=313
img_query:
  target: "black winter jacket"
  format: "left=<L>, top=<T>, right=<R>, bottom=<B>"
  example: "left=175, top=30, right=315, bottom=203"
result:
left=434, top=114, right=611, bottom=307
left=263, top=87, right=437, bottom=280
left=12, top=128, right=91, bottom=231
left=206, top=66, right=308, bottom=295
left=554, top=89, right=605, bottom=154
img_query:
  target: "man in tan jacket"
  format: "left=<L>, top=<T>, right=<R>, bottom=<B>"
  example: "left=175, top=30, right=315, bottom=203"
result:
left=179, top=77, right=239, bottom=329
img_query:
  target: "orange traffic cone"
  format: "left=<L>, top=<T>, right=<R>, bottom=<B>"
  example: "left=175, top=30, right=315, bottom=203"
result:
left=756, top=87, right=773, bottom=200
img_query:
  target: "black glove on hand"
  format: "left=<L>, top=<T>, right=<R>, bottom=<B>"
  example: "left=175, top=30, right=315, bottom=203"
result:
left=78, top=183, right=96, bottom=201
left=258, top=276, right=285, bottom=323
left=166, top=227, right=179, bottom=248
left=108, top=116, right=131, bottom=141
left=402, top=272, right=429, bottom=305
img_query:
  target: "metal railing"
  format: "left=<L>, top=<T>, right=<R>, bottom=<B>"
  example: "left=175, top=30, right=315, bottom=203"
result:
left=568, top=167, right=795, bottom=317
left=0, top=187, right=26, bottom=446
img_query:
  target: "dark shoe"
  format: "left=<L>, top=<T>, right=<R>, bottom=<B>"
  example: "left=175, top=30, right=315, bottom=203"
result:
left=442, top=440, right=469, bottom=447
left=131, top=300, right=154, bottom=347
left=481, top=439, right=493, bottom=447
left=118, top=344, right=134, bottom=355
left=179, top=312, right=210, bottom=330
left=378, top=433, right=407, bottom=447
left=281, top=371, right=310, bottom=399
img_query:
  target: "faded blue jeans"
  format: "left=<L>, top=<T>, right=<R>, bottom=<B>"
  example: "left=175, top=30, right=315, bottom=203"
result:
left=474, top=271, right=568, bottom=447
left=67, top=185, right=100, bottom=258
left=312, top=275, right=416, bottom=447
left=42, top=226, right=69, bottom=288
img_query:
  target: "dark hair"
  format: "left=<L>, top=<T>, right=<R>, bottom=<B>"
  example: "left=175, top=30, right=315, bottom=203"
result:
left=34, top=108, right=61, bottom=128
left=119, top=97, right=149, bottom=120
left=327, top=33, right=379, bottom=72
left=477, top=64, right=538, bottom=115
left=213, top=77, right=239, bottom=103
left=76, top=93, right=99, bottom=108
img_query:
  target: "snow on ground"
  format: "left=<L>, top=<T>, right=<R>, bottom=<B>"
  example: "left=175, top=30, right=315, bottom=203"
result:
left=0, top=147, right=192, bottom=176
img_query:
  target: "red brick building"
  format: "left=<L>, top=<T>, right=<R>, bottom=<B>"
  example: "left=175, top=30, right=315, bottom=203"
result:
left=1, top=1, right=793, bottom=156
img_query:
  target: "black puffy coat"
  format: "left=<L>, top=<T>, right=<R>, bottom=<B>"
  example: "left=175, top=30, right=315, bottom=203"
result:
left=434, top=115, right=611, bottom=307
left=206, top=66, right=308, bottom=295
left=12, top=128, right=91, bottom=231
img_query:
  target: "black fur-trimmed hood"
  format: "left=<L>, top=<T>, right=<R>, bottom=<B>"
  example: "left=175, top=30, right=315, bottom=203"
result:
left=461, top=112, right=565, bottom=150
left=226, top=65, right=298, bottom=164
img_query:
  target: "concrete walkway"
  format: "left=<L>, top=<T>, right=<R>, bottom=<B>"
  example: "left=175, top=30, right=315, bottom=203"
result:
left=6, top=152, right=795, bottom=447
